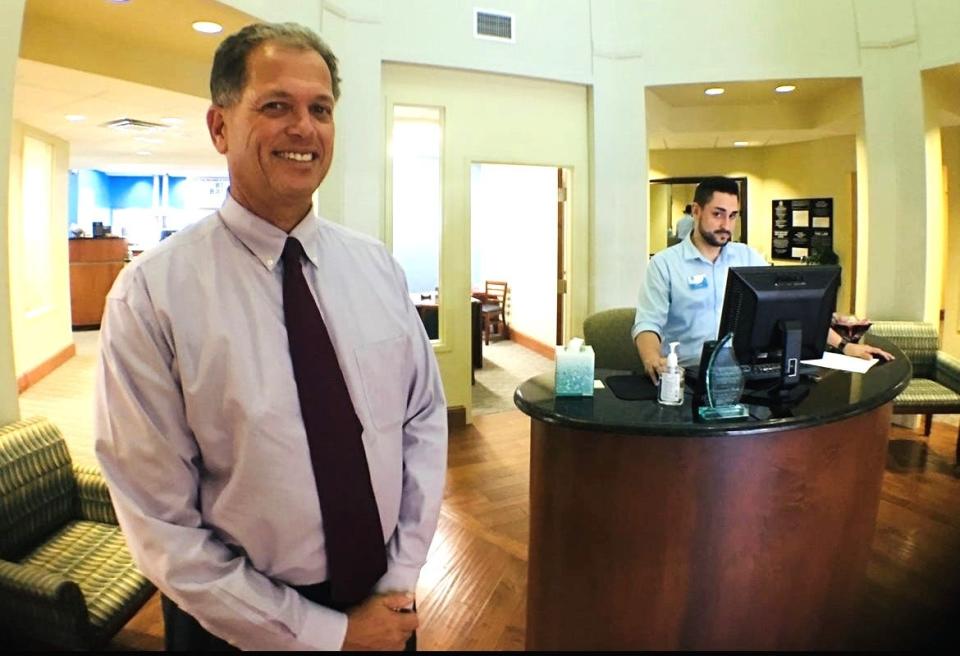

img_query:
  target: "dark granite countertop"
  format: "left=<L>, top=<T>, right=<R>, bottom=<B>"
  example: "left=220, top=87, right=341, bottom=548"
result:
left=515, top=335, right=911, bottom=437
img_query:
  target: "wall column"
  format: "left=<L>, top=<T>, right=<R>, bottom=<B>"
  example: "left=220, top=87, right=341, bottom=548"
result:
left=0, top=0, right=27, bottom=425
left=316, top=2, right=384, bottom=240
left=589, top=54, right=648, bottom=312
left=856, top=0, right=928, bottom=321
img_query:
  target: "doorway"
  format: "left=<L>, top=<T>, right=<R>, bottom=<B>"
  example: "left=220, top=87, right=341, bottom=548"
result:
left=470, top=162, right=569, bottom=414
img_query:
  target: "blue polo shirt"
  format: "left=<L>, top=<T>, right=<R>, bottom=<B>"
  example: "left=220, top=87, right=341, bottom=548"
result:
left=632, top=236, right=768, bottom=367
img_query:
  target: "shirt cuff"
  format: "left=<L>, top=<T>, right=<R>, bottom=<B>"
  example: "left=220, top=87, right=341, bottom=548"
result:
left=297, top=603, right=349, bottom=651
left=631, top=322, right=662, bottom=341
left=373, top=563, right=421, bottom=596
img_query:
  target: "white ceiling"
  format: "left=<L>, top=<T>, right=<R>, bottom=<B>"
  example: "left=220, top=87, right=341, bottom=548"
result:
left=13, top=58, right=226, bottom=176
left=650, top=78, right=853, bottom=108
left=646, top=77, right=864, bottom=150
left=17, top=57, right=866, bottom=171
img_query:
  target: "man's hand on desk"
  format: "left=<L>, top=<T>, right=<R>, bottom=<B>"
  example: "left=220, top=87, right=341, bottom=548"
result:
left=636, top=332, right=667, bottom=385
left=843, top=341, right=894, bottom=361
left=641, top=355, right=667, bottom=385
left=343, top=592, right=418, bottom=651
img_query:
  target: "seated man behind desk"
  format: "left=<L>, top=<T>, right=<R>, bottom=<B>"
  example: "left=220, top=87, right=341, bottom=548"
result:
left=633, top=177, right=891, bottom=385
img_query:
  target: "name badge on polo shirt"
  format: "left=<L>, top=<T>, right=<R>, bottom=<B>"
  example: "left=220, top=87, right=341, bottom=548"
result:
left=688, top=274, right=708, bottom=290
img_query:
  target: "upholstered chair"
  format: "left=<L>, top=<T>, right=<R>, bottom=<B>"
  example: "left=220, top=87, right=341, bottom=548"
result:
left=0, top=417, right=155, bottom=649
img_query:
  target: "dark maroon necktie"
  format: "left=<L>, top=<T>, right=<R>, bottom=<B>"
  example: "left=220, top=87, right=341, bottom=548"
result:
left=281, top=237, right=387, bottom=606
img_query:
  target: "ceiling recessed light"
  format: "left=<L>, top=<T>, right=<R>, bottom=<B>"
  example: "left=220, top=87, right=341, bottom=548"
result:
left=192, top=21, right=223, bottom=34
left=65, top=114, right=86, bottom=122
left=135, top=150, right=152, bottom=156
left=775, top=84, right=796, bottom=93
left=704, top=87, right=725, bottom=96
left=733, top=141, right=749, bottom=147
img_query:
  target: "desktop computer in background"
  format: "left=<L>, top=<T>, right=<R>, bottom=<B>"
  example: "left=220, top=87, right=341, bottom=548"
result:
left=717, top=264, right=840, bottom=397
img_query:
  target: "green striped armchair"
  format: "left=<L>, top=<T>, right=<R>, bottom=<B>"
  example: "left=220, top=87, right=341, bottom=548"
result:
left=0, top=417, right=155, bottom=649
left=583, top=308, right=644, bottom=371
left=868, top=321, right=960, bottom=463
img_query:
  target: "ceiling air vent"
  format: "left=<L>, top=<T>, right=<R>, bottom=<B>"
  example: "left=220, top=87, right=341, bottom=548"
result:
left=474, top=9, right=514, bottom=43
left=100, top=117, right=169, bottom=133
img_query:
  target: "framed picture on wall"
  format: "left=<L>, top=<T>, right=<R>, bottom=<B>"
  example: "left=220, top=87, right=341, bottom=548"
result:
left=772, top=197, right=833, bottom=261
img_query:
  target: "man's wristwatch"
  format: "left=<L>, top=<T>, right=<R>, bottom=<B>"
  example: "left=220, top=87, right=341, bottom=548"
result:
left=834, top=337, right=850, bottom=353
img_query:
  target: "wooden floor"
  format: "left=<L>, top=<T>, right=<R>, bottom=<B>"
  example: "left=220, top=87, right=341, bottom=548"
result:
left=100, top=414, right=960, bottom=651
left=15, top=339, right=960, bottom=649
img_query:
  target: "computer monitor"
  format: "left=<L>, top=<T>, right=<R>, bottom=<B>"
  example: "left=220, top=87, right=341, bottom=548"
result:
left=718, top=265, right=840, bottom=388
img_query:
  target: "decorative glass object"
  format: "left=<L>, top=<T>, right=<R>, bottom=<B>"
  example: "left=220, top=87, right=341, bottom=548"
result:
left=698, top=332, right=749, bottom=421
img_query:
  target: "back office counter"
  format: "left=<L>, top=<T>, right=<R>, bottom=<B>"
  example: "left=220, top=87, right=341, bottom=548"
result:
left=514, top=335, right=910, bottom=650
left=68, top=237, right=127, bottom=328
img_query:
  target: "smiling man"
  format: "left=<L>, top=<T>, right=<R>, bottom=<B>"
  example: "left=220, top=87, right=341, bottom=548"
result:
left=95, top=23, right=447, bottom=651
left=633, top=176, right=888, bottom=384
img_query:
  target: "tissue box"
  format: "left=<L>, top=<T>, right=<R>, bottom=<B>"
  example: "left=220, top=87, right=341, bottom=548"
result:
left=554, top=344, right=595, bottom=397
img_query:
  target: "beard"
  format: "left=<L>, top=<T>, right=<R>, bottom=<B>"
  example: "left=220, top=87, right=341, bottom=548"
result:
left=698, top=224, right=732, bottom=247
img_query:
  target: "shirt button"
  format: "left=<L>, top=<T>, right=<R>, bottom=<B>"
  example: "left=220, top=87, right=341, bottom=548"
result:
left=266, top=258, right=274, bottom=267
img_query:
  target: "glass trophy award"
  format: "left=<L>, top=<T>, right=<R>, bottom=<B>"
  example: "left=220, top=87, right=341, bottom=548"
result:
left=697, top=332, right=749, bottom=421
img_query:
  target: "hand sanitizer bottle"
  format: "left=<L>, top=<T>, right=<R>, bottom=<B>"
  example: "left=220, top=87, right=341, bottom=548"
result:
left=658, top=341, right=685, bottom=406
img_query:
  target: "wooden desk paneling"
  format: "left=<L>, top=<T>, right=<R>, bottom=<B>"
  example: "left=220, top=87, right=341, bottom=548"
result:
left=69, top=238, right=127, bottom=327
left=526, top=405, right=892, bottom=650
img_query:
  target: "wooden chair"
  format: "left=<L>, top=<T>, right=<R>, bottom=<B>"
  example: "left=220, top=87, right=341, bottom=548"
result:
left=477, top=280, right=509, bottom=345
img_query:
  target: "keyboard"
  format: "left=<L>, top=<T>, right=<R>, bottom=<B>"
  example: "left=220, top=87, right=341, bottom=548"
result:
left=741, top=361, right=819, bottom=381
left=686, top=362, right=820, bottom=383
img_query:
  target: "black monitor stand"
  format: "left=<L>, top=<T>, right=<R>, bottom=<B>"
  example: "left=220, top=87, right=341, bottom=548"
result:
left=741, top=320, right=809, bottom=407
left=779, top=319, right=802, bottom=387
left=742, top=379, right=811, bottom=408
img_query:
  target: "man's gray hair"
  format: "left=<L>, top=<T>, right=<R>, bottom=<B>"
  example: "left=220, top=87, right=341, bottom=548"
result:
left=210, top=22, right=341, bottom=106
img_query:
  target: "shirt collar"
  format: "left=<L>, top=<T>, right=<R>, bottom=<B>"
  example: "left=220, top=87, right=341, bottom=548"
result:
left=680, top=232, right=730, bottom=265
left=218, top=192, right=321, bottom=272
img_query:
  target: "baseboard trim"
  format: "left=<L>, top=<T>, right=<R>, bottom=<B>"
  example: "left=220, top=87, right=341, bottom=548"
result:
left=448, top=406, right=467, bottom=429
left=507, top=328, right=556, bottom=360
left=17, top=343, right=76, bottom=394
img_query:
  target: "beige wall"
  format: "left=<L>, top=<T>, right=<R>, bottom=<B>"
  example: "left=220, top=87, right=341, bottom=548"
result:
left=7, top=122, right=73, bottom=379
left=648, top=183, right=670, bottom=254
left=383, top=63, right=589, bottom=416
left=650, top=136, right=858, bottom=314
left=763, top=137, right=858, bottom=315
left=942, top=126, right=960, bottom=358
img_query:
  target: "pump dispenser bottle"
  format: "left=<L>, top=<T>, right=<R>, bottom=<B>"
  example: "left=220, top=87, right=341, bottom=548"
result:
left=658, top=341, right=684, bottom=406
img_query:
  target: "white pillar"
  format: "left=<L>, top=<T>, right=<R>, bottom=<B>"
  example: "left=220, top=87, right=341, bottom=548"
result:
left=856, top=0, right=928, bottom=321
left=0, top=0, right=27, bottom=425
left=316, top=2, right=384, bottom=240
left=590, top=55, right=648, bottom=312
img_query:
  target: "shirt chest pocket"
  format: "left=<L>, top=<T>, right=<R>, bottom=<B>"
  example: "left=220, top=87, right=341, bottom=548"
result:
left=354, top=335, right=411, bottom=431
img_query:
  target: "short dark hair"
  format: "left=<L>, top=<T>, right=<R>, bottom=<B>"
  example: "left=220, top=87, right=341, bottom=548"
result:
left=693, top=177, right=740, bottom=207
left=210, top=22, right=341, bottom=106
left=683, top=204, right=692, bottom=214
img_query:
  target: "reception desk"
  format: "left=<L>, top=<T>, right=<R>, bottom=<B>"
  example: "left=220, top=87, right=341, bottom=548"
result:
left=68, top=237, right=127, bottom=328
left=514, top=335, right=910, bottom=650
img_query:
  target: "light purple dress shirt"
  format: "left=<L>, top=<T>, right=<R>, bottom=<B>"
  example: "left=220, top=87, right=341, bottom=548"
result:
left=94, top=194, right=448, bottom=650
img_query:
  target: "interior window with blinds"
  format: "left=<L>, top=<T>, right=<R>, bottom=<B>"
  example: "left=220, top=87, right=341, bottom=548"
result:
left=390, top=105, right=443, bottom=341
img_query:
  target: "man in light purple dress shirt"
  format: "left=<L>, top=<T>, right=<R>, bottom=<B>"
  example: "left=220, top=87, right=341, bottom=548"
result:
left=94, top=23, right=447, bottom=651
